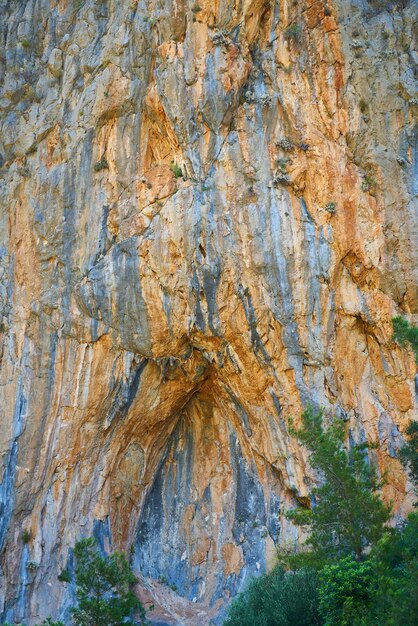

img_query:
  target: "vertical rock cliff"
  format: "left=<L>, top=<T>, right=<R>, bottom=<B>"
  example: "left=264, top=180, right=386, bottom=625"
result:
left=0, top=0, right=417, bottom=623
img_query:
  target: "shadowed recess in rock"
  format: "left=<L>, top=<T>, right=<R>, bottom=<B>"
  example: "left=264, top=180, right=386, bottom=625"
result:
left=133, top=395, right=283, bottom=622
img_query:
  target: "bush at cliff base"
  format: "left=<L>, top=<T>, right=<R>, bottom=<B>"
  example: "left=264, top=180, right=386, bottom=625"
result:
left=223, top=566, right=321, bottom=626
left=223, top=413, right=418, bottom=626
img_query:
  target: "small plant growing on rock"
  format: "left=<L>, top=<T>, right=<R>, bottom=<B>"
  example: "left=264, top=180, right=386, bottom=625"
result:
left=260, top=94, right=272, bottom=108
left=361, top=173, right=377, bottom=193
left=243, top=89, right=256, bottom=104
left=276, top=137, right=294, bottom=151
left=284, top=23, right=302, bottom=43
left=359, top=99, right=368, bottom=113
left=169, top=162, right=183, bottom=178
left=94, top=157, right=109, bottom=172
left=22, top=529, right=32, bottom=544
left=276, top=157, right=289, bottom=171
left=324, top=202, right=336, bottom=214
left=211, top=29, right=230, bottom=46
left=57, top=568, right=71, bottom=582
left=273, top=172, right=291, bottom=186
left=191, top=3, right=201, bottom=12
left=26, top=561, right=39, bottom=571
left=278, top=62, right=292, bottom=73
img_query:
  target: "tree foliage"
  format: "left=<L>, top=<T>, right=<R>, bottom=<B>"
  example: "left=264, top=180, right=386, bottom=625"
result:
left=286, top=407, right=391, bottom=563
left=223, top=567, right=321, bottom=626
left=399, top=420, right=418, bottom=501
left=223, top=409, right=418, bottom=626
left=71, top=537, right=145, bottom=626
left=318, top=557, right=375, bottom=626
left=392, top=316, right=418, bottom=362
left=368, top=512, right=418, bottom=625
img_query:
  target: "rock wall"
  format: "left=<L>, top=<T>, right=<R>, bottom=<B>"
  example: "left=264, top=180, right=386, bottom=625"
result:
left=0, top=0, right=417, bottom=623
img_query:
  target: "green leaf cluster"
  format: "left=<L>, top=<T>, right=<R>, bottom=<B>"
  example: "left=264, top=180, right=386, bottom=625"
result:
left=287, top=407, right=391, bottom=564
left=223, top=567, right=321, bottom=626
left=224, top=409, right=418, bottom=626
left=399, top=420, right=418, bottom=501
left=318, top=557, right=375, bottom=625
left=392, top=316, right=418, bottom=362
left=71, top=537, right=146, bottom=626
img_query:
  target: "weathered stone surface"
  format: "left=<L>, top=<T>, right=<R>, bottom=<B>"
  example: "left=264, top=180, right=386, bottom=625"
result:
left=0, top=0, right=417, bottom=623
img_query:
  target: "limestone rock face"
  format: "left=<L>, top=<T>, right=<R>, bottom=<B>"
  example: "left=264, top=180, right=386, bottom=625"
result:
left=0, top=0, right=417, bottom=623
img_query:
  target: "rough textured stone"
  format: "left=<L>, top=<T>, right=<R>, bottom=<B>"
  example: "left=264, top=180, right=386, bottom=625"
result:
left=0, top=0, right=417, bottom=623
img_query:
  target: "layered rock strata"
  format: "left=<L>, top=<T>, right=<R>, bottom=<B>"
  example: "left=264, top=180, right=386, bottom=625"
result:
left=0, top=0, right=417, bottom=623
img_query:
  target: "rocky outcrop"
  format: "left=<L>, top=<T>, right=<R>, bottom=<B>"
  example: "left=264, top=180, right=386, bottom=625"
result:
left=0, top=0, right=417, bottom=623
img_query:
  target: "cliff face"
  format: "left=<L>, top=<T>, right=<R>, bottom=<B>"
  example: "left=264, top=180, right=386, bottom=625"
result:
left=0, top=0, right=417, bottom=623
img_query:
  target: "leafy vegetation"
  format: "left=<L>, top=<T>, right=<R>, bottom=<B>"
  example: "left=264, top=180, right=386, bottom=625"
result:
left=318, top=557, right=375, bottom=625
left=324, top=202, right=336, bottom=214
left=57, top=568, right=71, bottom=583
left=223, top=567, right=321, bottom=626
left=286, top=408, right=391, bottom=564
left=169, top=162, right=183, bottom=178
left=71, top=537, right=146, bottom=626
left=399, top=420, right=418, bottom=500
left=284, top=24, right=302, bottom=42
left=2, top=537, right=146, bottom=625
left=361, top=173, right=377, bottom=193
left=224, top=408, right=418, bottom=626
left=94, top=157, right=109, bottom=172
left=392, top=316, right=418, bottom=363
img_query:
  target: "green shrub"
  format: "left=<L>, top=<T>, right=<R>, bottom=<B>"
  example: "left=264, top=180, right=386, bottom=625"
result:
left=286, top=407, right=391, bottom=565
left=367, top=512, right=418, bottom=625
left=324, top=202, right=336, bottom=213
left=284, top=24, right=302, bottom=42
left=22, top=529, right=32, bottom=544
left=223, top=567, right=321, bottom=626
left=225, top=408, right=417, bottom=626
left=392, top=316, right=418, bottom=363
left=71, top=537, right=146, bottom=626
left=361, top=173, right=377, bottom=193
left=399, top=420, right=418, bottom=498
left=94, top=157, right=109, bottom=172
left=318, top=557, right=374, bottom=626
left=57, top=568, right=71, bottom=583
left=276, top=137, right=294, bottom=151
left=169, top=162, right=183, bottom=178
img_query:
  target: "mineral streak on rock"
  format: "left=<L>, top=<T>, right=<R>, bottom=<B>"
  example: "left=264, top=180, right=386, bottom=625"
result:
left=0, top=0, right=417, bottom=623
